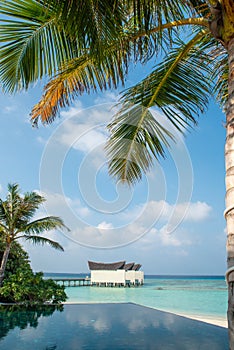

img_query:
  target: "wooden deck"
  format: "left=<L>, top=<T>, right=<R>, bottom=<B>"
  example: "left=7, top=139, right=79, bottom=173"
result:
left=52, top=277, right=91, bottom=287
left=51, top=277, right=143, bottom=288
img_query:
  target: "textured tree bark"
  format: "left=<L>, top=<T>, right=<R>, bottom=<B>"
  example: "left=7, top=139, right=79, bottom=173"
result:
left=0, top=243, right=11, bottom=287
left=225, top=36, right=234, bottom=350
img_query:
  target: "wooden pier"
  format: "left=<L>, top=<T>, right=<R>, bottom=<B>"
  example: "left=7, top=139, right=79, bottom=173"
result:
left=53, top=277, right=91, bottom=287
left=52, top=277, right=142, bottom=288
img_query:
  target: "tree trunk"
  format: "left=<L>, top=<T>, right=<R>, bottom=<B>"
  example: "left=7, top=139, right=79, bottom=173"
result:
left=225, top=36, right=234, bottom=349
left=0, top=242, right=11, bottom=287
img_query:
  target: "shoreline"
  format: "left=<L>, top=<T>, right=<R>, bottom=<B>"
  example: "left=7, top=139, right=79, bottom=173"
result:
left=63, top=301, right=227, bottom=328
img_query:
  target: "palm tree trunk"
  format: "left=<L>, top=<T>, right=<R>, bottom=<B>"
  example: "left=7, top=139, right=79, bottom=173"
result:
left=0, top=242, right=11, bottom=287
left=225, top=36, right=234, bottom=349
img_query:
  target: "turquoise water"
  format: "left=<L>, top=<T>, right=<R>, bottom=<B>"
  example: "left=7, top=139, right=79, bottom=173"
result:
left=45, top=274, right=227, bottom=321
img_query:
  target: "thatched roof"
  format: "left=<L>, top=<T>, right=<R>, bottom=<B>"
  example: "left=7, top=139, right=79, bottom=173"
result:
left=88, top=261, right=142, bottom=271
left=132, top=264, right=142, bottom=271
left=88, top=261, right=126, bottom=270
left=124, top=262, right=135, bottom=271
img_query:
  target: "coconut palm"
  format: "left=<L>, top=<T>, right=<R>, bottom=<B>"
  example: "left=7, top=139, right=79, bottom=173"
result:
left=0, top=0, right=234, bottom=345
left=0, top=183, right=67, bottom=286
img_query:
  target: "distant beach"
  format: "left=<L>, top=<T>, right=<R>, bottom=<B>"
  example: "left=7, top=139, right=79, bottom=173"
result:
left=44, top=274, right=228, bottom=328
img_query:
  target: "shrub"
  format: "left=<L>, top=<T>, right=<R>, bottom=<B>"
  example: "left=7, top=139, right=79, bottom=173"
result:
left=0, top=241, right=67, bottom=305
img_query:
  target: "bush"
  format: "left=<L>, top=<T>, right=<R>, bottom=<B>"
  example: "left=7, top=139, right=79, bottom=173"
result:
left=0, top=241, right=67, bottom=305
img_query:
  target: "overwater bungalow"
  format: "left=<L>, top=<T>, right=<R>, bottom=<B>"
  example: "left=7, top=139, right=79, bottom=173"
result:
left=88, top=260, right=144, bottom=287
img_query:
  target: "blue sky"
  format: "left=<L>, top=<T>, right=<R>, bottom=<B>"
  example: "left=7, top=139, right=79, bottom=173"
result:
left=0, top=65, right=226, bottom=275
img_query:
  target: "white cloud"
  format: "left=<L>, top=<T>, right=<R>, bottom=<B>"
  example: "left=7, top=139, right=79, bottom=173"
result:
left=134, top=225, right=192, bottom=250
left=59, top=121, right=107, bottom=153
left=32, top=189, right=212, bottom=250
left=77, top=206, right=90, bottom=217
left=4, top=105, right=17, bottom=113
left=37, top=191, right=91, bottom=222
left=48, top=102, right=116, bottom=169
left=60, top=101, right=84, bottom=118
left=157, top=225, right=191, bottom=247
left=97, top=221, right=114, bottom=230
left=36, top=136, right=47, bottom=145
left=176, top=201, right=212, bottom=221
left=120, top=200, right=212, bottom=228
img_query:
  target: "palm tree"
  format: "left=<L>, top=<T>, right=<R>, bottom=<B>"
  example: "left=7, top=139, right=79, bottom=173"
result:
left=0, top=183, right=67, bottom=286
left=0, top=0, right=234, bottom=345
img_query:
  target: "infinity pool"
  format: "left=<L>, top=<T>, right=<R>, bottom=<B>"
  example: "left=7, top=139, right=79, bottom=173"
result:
left=0, top=303, right=228, bottom=349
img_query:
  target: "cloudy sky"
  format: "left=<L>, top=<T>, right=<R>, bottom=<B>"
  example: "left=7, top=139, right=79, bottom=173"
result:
left=0, top=62, right=226, bottom=275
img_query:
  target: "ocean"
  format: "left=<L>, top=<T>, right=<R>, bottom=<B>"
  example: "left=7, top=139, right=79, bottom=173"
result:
left=44, top=274, right=227, bottom=322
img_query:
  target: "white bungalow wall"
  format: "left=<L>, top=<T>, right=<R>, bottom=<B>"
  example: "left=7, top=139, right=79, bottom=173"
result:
left=135, top=271, right=144, bottom=284
left=91, top=270, right=126, bottom=284
left=125, top=270, right=136, bottom=283
left=126, top=271, right=144, bottom=284
left=91, top=270, right=144, bottom=285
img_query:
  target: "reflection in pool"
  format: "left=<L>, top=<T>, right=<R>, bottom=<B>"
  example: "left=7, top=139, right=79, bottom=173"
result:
left=0, top=303, right=228, bottom=349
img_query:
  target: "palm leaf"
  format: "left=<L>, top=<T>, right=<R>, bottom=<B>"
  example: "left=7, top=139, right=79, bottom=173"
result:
left=210, top=48, right=228, bottom=107
left=0, top=0, right=77, bottom=92
left=106, top=105, right=173, bottom=184
left=30, top=20, right=209, bottom=125
left=3, top=185, right=46, bottom=228
left=106, top=31, right=213, bottom=183
left=16, top=192, right=45, bottom=222
left=30, top=40, right=131, bottom=125
left=0, top=0, right=127, bottom=94
left=120, top=31, right=213, bottom=131
left=213, top=58, right=228, bottom=107
left=44, top=0, right=126, bottom=45
left=22, top=216, right=68, bottom=235
left=22, top=235, right=64, bottom=251
left=124, top=0, right=208, bottom=29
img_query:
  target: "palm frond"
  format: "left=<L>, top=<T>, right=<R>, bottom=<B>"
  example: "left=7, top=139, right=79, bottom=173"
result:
left=1, top=183, right=22, bottom=229
left=106, top=31, right=213, bottom=184
left=0, top=0, right=77, bottom=92
left=5, top=185, right=46, bottom=228
left=44, top=0, right=126, bottom=45
left=124, top=0, right=208, bottom=30
left=213, top=58, right=228, bottom=108
left=122, top=0, right=210, bottom=63
left=0, top=201, right=11, bottom=228
left=0, top=222, right=8, bottom=233
left=120, top=31, right=212, bottom=131
left=23, top=216, right=68, bottom=235
left=30, top=41, right=130, bottom=125
left=22, top=235, right=64, bottom=251
left=211, top=48, right=228, bottom=108
left=106, top=105, right=173, bottom=184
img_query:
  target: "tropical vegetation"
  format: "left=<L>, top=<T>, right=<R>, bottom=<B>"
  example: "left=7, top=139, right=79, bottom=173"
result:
left=0, top=239, right=67, bottom=304
left=0, top=0, right=234, bottom=346
left=0, top=183, right=67, bottom=287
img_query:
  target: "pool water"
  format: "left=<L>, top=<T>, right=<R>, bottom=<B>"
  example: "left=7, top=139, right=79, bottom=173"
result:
left=0, top=303, right=228, bottom=349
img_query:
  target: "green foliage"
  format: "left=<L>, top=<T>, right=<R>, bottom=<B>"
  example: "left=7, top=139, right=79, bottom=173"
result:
left=0, top=183, right=67, bottom=288
left=0, top=271, right=67, bottom=305
left=0, top=183, right=66, bottom=251
left=0, top=239, right=31, bottom=275
left=106, top=105, right=172, bottom=184
left=0, top=240, right=67, bottom=305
